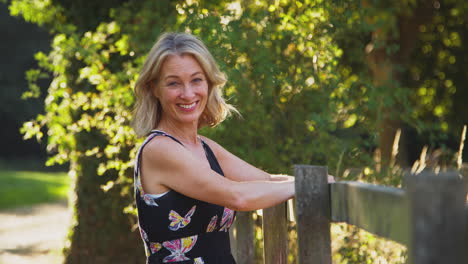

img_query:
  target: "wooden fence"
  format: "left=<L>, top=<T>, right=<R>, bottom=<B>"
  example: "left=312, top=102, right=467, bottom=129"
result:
left=230, top=165, right=468, bottom=264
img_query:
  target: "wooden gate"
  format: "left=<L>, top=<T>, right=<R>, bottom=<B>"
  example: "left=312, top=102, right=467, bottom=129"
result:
left=231, top=165, right=468, bottom=264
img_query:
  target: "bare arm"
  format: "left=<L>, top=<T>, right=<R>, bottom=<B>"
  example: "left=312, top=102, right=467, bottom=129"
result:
left=201, top=137, right=285, bottom=182
left=201, top=137, right=336, bottom=183
left=140, top=137, right=294, bottom=211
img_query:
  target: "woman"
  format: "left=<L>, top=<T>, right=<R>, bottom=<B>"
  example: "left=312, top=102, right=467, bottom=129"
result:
left=132, top=32, right=295, bottom=264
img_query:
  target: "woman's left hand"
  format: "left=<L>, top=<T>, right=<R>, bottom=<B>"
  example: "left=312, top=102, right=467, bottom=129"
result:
left=328, top=175, right=336, bottom=183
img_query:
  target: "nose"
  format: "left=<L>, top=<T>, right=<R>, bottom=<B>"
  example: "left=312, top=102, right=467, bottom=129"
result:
left=179, top=83, right=196, bottom=99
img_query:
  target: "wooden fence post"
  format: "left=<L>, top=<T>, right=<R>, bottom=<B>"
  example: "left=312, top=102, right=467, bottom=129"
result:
left=263, top=203, right=288, bottom=264
left=295, top=165, right=331, bottom=264
left=465, top=206, right=468, bottom=264
left=231, top=211, right=255, bottom=264
left=406, top=170, right=467, bottom=264
left=462, top=163, right=468, bottom=197
left=461, top=164, right=468, bottom=264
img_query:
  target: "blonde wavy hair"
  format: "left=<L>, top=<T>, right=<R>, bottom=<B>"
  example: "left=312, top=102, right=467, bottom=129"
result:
left=132, top=32, right=237, bottom=137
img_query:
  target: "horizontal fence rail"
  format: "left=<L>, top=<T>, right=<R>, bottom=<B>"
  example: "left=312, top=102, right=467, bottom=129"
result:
left=331, top=181, right=409, bottom=245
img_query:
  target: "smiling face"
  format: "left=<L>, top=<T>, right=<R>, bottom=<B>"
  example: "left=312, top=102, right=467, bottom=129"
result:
left=154, top=54, right=209, bottom=129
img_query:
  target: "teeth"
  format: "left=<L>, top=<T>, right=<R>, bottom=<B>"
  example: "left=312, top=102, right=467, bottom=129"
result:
left=179, top=102, right=196, bottom=109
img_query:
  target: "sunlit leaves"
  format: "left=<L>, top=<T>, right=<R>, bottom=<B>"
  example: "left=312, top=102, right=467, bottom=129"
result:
left=9, top=0, right=65, bottom=28
left=21, top=120, right=43, bottom=141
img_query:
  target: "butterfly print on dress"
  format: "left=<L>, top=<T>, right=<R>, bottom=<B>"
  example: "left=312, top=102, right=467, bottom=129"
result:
left=194, top=257, right=205, bottom=264
left=162, top=235, right=198, bottom=262
left=219, top=207, right=235, bottom=232
left=168, top=205, right=196, bottom=231
left=206, top=215, right=218, bottom=232
left=150, top=242, right=162, bottom=254
left=139, top=226, right=149, bottom=241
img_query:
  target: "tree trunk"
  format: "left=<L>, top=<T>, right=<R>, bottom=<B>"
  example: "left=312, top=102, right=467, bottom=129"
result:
left=64, top=130, right=144, bottom=264
left=364, top=0, right=435, bottom=168
left=365, top=27, right=405, bottom=169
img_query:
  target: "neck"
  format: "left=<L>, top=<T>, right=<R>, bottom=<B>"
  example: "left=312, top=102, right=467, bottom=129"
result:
left=156, top=119, right=199, bottom=145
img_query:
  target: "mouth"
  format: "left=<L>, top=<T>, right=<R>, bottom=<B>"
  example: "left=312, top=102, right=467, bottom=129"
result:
left=177, top=101, right=198, bottom=111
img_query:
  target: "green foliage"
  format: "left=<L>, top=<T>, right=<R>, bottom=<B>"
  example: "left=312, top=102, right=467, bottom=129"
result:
left=9, top=0, right=64, bottom=26
left=328, top=0, right=468, bottom=148
left=332, top=224, right=406, bottom=264
left=187, top=1, right=371, bottom=173
left=18, top=0, right=372, bottom=208
left=0, top=170, right=69, bottom=209
left=406, top=1, right=468, bottom=136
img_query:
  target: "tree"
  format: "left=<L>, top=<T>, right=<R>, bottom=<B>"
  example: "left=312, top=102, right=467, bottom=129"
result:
left=325, top=0, right=468, bottom=170
left=10, top=0, right=151, bottom=262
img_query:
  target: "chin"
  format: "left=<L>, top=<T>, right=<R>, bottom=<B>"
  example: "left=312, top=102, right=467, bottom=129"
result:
left=178, top=115, right=202, bottom=125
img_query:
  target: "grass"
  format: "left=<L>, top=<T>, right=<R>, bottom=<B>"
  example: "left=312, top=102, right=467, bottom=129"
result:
left=0, top=170, right=70, bottom=210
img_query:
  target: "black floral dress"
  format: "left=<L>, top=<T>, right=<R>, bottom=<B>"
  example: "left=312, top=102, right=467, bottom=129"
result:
left=134, top=130, right=237, bottom=264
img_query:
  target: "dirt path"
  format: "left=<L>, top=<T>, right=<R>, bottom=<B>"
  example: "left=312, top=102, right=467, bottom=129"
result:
left=0, top=202, right=70, bottom=264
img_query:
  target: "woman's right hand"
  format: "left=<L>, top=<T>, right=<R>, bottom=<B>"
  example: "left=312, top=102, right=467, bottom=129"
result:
left=270, top=174, right=294, bottom=182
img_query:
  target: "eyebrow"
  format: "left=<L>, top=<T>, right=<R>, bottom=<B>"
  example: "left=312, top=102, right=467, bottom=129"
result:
left=164, top=72, right=204, bottom=81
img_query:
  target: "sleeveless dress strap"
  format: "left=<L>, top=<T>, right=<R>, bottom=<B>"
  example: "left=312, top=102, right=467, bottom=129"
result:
left=149, top=129, right=184, bottom=145
left=200, top=139, right=224, bottom=176
left=134, top=130, right=184, bottom=192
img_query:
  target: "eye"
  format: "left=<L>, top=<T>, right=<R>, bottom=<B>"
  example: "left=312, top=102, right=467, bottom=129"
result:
left=167, top=81, right=178, bottom=87
left=192, top=78, right=203, bottom=83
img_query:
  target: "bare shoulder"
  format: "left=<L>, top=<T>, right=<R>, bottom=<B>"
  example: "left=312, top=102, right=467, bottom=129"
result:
left=139, top=134, right=236, bottom=198
left=141, top=135, right=186, bottom=167
left=143, top=135, right=176, bottom=155
left=140, top=134, right=204, bottom=184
